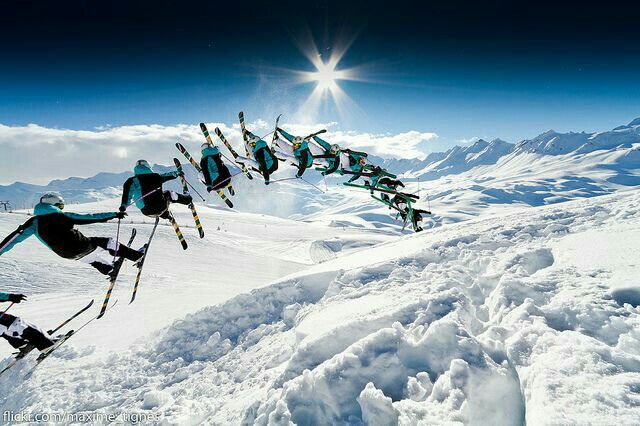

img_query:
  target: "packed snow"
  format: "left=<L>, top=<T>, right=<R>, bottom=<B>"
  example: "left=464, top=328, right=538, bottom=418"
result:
left=1, top=187, right=638, bottom=424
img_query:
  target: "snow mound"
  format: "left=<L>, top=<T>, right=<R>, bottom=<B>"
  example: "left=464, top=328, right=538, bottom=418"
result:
left=309, top=240, right=340, bottom=263
left=2, top=191, right=639, bottom=424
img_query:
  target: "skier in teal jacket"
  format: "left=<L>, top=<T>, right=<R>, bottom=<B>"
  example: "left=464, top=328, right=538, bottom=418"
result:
left=277, top=128, right=313, bottom=178
left=0, top=193, right=142, bottom=276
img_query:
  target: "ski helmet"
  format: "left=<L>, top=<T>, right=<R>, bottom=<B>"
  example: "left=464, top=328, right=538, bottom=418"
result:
left=330, top=144, right=340, bottom=154
left=292, top=136, right=303, bottom=148
left=249, top=135, right=260, bottom=147
left=136, top=159, right=150, bottom=167
left=40, top=193, right=65, bottom=209
left=201, top=142, right=212, bottom=150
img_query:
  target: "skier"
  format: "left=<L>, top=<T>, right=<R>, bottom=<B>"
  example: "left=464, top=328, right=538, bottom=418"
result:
left=200, top=143, right=234, bottom=194
left=0, top=193, right=142, bottom=276
left=391, top=194, right=429, bottom=232
left=367, top=165, right=405, bottom=202
left=119, top=160, right=192, bottom=218
left=340, top=149, right=369, bottom=182
left=276, top=128, right=313, bottom=178
left=246, top=132, right=278, bottom=184
left=312, top=136, right=342, bottom=176
left=0, top=292, right=57, bottom=355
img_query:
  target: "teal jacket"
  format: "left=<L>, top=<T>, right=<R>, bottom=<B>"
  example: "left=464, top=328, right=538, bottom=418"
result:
left=279, top=129, right=313, bottom=169
left=121, top=163, right=179, bottom=210
left=0, top=292, right=10, bottom=302
left=0, top=203, right=117, bottom=258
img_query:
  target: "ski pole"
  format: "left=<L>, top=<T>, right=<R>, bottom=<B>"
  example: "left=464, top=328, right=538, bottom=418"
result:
left=183, top=178, right=206, bottom=201
left=111, top=218, right=121, bottom=266
left=300, top=177, right=325, bottom=193
left=207, top=170, right=245, bottom=190
left=259, top=130, right=275, bottom=140
left=125, top=187, right=162, bottom=209
left=0, top=302, right=14, bottom=321
left=0, top=232, right=21, bottom=253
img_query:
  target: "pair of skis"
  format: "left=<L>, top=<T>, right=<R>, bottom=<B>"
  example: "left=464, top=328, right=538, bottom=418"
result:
left=98, top=178, right=203, bottom=315
left=0, top=298, right=117, bottom=377
left=343, top=182, right=420, bottom=200
left=198, top=122, right=254, bottom=182
left=175, top=142, right=234, bottom=208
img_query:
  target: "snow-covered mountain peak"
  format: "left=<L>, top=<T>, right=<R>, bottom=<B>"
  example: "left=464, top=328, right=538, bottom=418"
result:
left=627, top=117, right=640, bottom=127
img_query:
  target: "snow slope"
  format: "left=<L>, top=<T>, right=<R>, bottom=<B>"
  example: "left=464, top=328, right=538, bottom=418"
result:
left=1, top=190, right=638, bottom=424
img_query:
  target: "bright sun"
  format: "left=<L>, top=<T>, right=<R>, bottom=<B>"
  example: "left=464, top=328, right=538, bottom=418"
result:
left=290, top=34, right=364, bottom=122
left=313, top=62, right=340, bottom=91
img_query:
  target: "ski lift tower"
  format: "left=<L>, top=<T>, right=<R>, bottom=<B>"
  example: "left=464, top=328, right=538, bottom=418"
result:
left=0, top=201, right=11, bottom=212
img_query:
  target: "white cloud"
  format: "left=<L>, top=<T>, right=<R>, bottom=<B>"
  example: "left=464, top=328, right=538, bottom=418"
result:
left=456, top=136, right=487, bottom=145
left=0, top=122, right=438, bottom=185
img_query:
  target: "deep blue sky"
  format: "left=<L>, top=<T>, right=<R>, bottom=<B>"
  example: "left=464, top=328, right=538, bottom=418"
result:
left=2, top=0, right=640, bottom=146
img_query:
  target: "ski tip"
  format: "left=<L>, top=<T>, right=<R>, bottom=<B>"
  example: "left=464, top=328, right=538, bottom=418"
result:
left=199, top=122, right=207, bottom=131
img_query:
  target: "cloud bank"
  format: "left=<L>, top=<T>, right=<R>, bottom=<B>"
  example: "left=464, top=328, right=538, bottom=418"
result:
left=0, top=122, right=438, bottom=185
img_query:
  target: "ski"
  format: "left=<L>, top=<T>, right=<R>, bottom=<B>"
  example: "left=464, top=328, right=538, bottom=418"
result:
left=0, top=299, right=95, bottom=377
left=97, top=229, right=136, bottom=319
left=176, top=141, right=234, bottom=208
left=47, top=299, right=95, bottom=335
left=238, top=111, right=251, bottom=158
left=212, top=126, right=253, bottom=180
left=26, top=301, right=119, bottom=376
left=343, top=182, right=420, bottom=200
left=270, top=114, right=282, bottom=149
left=303, top=129, right=327, bottom=141
left=130, top=217, right=159, bottom=304
left=176, top=142, right=203, bottom=173
left=173, top=158, right=205, bottom=239
left=168, top=211, right=188, bottom=250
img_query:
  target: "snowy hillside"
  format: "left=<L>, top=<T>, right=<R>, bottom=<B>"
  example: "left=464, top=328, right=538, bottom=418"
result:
left=1, top=189, right=639, bottom=424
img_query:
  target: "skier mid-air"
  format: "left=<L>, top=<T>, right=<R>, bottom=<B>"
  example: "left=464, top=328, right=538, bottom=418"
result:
left=119, top=160, right=192, bottom=218
left=200, top=143, right=234, bottom=195
left=275, top=128, right=313, bottom=178
left=312, top=136, right=342, bottom=176
left=0, top=292, right=57, bottom=355
left=245, top=132, right=279, bottom=184
left=0, top=193, right=141, bottom=276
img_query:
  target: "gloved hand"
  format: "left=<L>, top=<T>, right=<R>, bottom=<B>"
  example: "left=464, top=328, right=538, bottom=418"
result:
left=206, top=186, right=213, bottom=192
left=265, top=180, right=270, bottom=185
left=119, top=206, right=126, bottom=213
left=295, top=174, right=302, bottom=179
left=8, top=293, right=27, bottom=303
left=116, top=211, right=127, bottom=219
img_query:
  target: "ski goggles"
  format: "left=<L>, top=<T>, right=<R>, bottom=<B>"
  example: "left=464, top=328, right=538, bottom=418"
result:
left=55, top=203, right=65, bottom=210
left=358, top=157, right=367, bottom=166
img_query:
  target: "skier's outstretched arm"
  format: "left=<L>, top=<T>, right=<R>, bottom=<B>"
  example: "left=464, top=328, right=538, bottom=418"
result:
left=0, top=292, right=26, bottom=303
left=278, top=128, right=295, bottom=142
left=64, top=212, right=118, bottom=225
left=161, top=170, right=181, bottom=182
left=120, top=177, right=134, bottom=209
left=0, top=218, right=36, bottom=256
